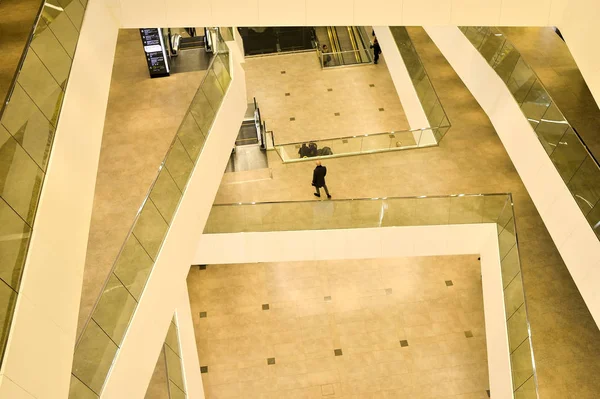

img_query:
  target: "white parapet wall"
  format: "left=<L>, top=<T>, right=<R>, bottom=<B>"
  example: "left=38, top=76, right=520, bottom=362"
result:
left=373, top=26, right=436, bottom=146
left=0, top=1, right=121, bottom=398
left=195, top=224, right=513, bottom=399
left=424, top=26, right=600, bottom=327
left=100, top=41, right=247, bottom=398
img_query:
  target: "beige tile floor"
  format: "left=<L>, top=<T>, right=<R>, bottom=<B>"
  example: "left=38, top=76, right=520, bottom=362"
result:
left=245, top=52, right=409, bottom=145
left=499, top=27, right=600, bottom=160
left=211, top=27, right=600, bottom=398
left=188, top=256, right=489, bottom=399
left=77, top=29, right=206, bottom=336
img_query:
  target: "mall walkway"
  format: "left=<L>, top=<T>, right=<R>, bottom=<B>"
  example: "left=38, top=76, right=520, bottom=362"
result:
left=77, top=29, right=206, bottom=336
left=213, top=27, right=600, bottom=398
left=500, top=27, right=600, bottom=160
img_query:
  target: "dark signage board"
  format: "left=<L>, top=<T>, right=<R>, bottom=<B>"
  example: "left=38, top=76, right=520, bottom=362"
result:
left=139, top=28, right=170, bottom=78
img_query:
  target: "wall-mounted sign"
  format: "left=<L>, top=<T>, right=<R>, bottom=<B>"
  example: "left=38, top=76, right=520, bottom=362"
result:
left=139, top=28, right=170, bottom=78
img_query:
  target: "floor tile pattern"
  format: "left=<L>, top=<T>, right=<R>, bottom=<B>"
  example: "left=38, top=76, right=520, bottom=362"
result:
left=188, top=256, right=489, bottom=399
left=212, top=27, right=600, bottom=398
left=244, top=52, right=409, bottom=144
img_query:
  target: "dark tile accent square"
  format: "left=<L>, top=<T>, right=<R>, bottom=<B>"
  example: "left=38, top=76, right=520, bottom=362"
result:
left=334, top=349, right=343, bottom=356
left=327, top=88, right=333, bottom=92
left=342, top=139, right=348, bottom=144
left=369, top=83, right=375, bottom=87
left=262, top=304, right=270, bottom=310
left=378, top=107, right=385, bottom=112
left=445, top=280, right=454, bottom=287
left=199, top=312, right=207, bottom=318
left=267, top=357, right=276, bottom=365
left=465, top=330, right=474, bottom=338
left=290, top=117, right=295, bottom=121
left=281, top=71, right=286, bottom=74
left=385, top=288, right=393, bottom=295
left=199, top=264, right=207, bottom=270
left=486, top=389, right=490, bottom=397
left=200, top=366, right=208, bottom=373
left=334, top=112, right=340, bottom=116
left=400, top=340, right=409, bottom=347
left=285, top=92, right=290, bottom=96
left=324, top=296, right=332, bottom=302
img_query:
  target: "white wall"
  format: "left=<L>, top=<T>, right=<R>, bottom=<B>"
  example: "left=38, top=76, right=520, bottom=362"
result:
left=115, top=0, right=562, bottom=27
left=0, top=1, right=120, bottom=398
left=195, top=224, right=513, bottom=399
left=424, top=26, right=600, bottom=327
left=100, top=41, right=247, bottom=398
left=374, top=26, right=436, bottom=146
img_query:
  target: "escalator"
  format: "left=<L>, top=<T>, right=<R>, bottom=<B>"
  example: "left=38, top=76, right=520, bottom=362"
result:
left=315, top=26, right=372, bottom=67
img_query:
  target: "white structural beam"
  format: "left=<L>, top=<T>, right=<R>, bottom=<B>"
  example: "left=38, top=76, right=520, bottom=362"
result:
left=195, top=224, right=513, bottom=398
left=424, top=25, right=600, bottom=327
left=0, top=1, right=121, bottom=398
left=100, top=41, right=247, bottom=398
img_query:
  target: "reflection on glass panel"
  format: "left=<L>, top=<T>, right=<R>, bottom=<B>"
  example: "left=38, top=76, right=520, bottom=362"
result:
left=69, top=375, right=99, bottom=399
left=0, top=281, right=17, bottom=361
left=201, top=70, right=225, bottom=111
left=31, top=19, right=72, bottom=87
left=44, top=6, right=79, bottom=56
left=132, top=199, right=169, bottom=260
left=144, top=346, right=169, bottom=399
left=414, top=197, right=450, bottom=225
left=62, top=0, right=85, bottom=30
left=535, top=103, right=569, bottom=155
left=189, top=90, right=216, bottom=134
left=482, top=195, right=508, bottom=223
left=510, top=338, right=535, bottom=391
left=164, top=345, right=185, bottom=393
left=361, top=134, right=392, bottom=153
left=507, top=58, right=536, bottom=106
left=463, top=27, right=487, bottom=49
left=169, top=381, right=186, bottom=399
left=507, top=304, right=529, bottom=353
left=72, top=320, right=119, bottom=394
left=150, top=168, right=182, bottom=224
left=498, top=227, right=516, bottom=260
left=585, top=202, right=600, bottom=239
left=493, top=41, right=520, bottom=83
left=165, top=321, right=180, bottom=356
left=501, top=244, right=520, bottom=289
left=479, top=32, right=505, bottom=64
left=91, top=274, right=137, bottom=345
left=177, top=113, right=205, bottom=162
left=382, top=198, right=418, bottom=227
left=17, top=47, right=62, bottom=120
left=550, top=129, right=588, bottom=183
left=112, top=236, right=154, bottom=300
left=0, top=197, right=32, bottom=290
left=514, top=375, right=537, bottom=399
left=164, top=138, right=194, bottom=191
left=520, top=80, right=551, bottom=128
left=448, top=196, right=483, bottom=224
left=567, top=156, right=600, bottom=216
left=0, top=126, right=44, bottom=225
left=213, top=55, right=231, bottom=91
left=504, top=272, right=525, bottom=320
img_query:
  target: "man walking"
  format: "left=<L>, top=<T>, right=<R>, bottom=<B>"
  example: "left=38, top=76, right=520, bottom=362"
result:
left=312, top=161, right=331, bottom=198
left=371, top=38, right=382, bottom=64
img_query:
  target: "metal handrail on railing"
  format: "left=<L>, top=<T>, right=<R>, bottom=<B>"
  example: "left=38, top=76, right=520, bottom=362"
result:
left=461, top=26, right=600, bottom=239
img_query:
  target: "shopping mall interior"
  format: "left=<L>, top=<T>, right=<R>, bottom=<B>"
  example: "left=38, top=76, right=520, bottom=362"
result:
left=1, top=1, right=600, bottom=398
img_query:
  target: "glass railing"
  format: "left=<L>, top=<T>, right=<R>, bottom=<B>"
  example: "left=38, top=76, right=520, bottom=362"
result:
left=273, top=26, right=451, bottom=163
left=68, top=34, right=233, bottom=398
left=318, top=49, right=371, bottom=67
left=461, top=26, right=600, bottom=239
left=143, top=316, right=186, bottom=399
left=0, top=0, right=88, bottom=367
left=204, top=194, right=538, bottom=397
left=390, top=27, right=451, bottom=143
left=273, top=127, right=447, bottom=162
